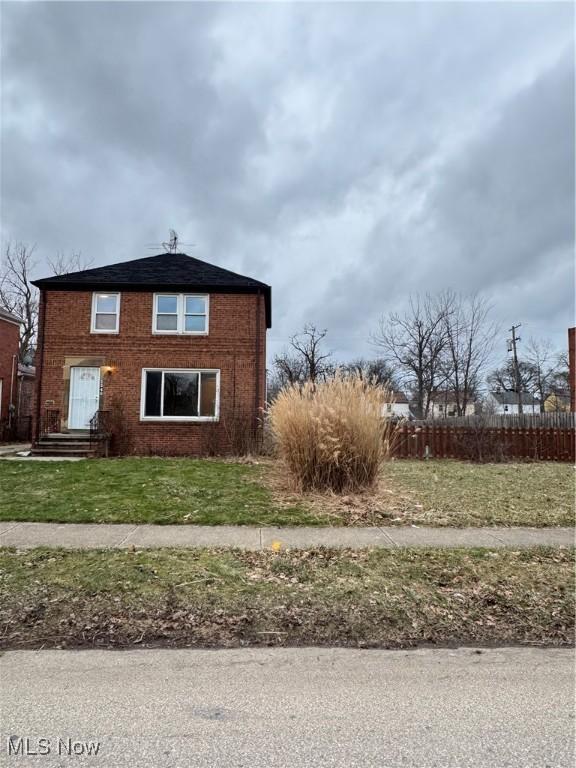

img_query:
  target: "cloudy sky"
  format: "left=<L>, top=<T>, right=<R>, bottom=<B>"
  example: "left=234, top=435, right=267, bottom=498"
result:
left=2, top=1, right=574, bottom=366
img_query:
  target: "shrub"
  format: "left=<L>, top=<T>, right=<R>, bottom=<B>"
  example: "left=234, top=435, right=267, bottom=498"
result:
left=269, top=375, right=398, bottom=492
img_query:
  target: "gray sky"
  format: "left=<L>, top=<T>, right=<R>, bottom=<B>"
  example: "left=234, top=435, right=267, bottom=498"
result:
left=2, top=1, right=574, bottom=366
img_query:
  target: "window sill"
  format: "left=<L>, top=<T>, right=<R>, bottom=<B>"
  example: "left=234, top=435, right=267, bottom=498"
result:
left=90, top=330, right=120, bottom=335
left=151, top=331, right=209, bottom=336
left=139, top=417, right=219, bottom=423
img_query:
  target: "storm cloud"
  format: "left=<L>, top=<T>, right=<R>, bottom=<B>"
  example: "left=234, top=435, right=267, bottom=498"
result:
left=2, top=1, right=574, bottom=363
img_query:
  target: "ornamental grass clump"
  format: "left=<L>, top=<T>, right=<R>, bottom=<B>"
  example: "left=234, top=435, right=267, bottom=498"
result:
left=269, top=375, right=397, bottom=493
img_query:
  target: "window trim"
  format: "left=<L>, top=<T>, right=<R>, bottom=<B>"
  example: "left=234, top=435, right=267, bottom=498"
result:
left=152, top=293, right=209, bottom=335
left=91, top=292, right=120, bottom=334
left=140, top=367, right=220, bottom=422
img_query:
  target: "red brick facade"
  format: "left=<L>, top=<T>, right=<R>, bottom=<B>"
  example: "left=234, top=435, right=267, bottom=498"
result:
left=34, top=290, right=267, bottom=455
left=0, top=312, right=20, bottom=425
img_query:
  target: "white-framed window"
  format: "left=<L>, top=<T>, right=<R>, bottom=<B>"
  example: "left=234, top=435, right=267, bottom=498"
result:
left=152, top=294, right=208, bottom=335
left=140, top=368, right=220, bottom=421
left=91, top=293, right=120, bottom=333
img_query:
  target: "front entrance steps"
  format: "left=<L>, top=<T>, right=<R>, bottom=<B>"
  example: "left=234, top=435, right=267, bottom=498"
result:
left=31, top=432, right=98, bottom=458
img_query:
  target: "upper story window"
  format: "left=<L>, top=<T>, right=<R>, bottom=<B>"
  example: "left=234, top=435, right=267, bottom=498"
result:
left=91, top=293, right=120, bottom=333
left=153, top=294, right=208, bottom=335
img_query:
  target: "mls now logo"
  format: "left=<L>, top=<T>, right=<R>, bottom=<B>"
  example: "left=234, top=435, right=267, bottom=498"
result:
left=6, top=736, right=101, bottom=757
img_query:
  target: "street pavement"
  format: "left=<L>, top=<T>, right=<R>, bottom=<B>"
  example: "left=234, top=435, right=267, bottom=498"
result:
left=0, top=647, right=573, bottom=767
left=0, top=520, right=573, bottom=549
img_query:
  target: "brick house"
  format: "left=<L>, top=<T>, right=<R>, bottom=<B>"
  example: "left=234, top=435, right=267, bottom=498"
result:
left=31, top=252, right=271, bottom=455
left=0, top=306, right=22, bottom=430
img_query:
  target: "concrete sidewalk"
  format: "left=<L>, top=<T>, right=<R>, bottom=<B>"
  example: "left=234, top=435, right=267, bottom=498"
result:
left=0, top=521, right=573, bottom=549
left=0, top=442, right=31, bottom=456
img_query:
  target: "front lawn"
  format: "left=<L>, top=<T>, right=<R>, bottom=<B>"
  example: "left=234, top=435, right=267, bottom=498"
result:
left=379, top=460, right=575, bottom=527
left=0, top=457, right=572, bottom=527
left=0, top=458, right=322, bottom=526
left=0, top=546, right=572, bottom=649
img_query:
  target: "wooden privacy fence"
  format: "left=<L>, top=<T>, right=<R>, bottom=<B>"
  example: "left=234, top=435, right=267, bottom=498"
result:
left=392, top=424, right=575, bottom=462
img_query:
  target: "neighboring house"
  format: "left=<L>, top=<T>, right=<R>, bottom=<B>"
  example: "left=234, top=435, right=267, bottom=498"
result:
left=428, top=391, right=477, bottom=419
left=0, top=306, right=21, bottom=428
left=381, top=391, right=410, bottom=419
left=17, top=362, right=36, bottom=420
left=544, top=392, right=571, bottom=413
left=485, top=391, right=541, bottom=415
left=31, top=251, right=271, bottom=455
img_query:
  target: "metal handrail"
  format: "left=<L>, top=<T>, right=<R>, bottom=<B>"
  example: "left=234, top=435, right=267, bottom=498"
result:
left=89, top=410, right=112, bottom=457
left=41, top=408, right=60, bottom=435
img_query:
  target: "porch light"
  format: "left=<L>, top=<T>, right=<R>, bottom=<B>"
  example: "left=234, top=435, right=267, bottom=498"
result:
left=102, top=365, right=115, bottom=376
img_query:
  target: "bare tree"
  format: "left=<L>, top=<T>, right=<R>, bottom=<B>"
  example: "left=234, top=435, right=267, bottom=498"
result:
left=342, top=358, right=399, bottom=389
left=0, top=242, right=38, bottom=361
left=270, top=352, right=307, bottom=395
left=270, top=324, right=333, bottom=398
left=525, top=337, right=567, bottom=411
left=551, top=351, right=570, bottom=395
left=439, top=291, right=498, bottom=416
left=287, top=324, right=333, bottom=384
left=486, top=338, right=568, bottom=411
left=486, top=359, right=537, bottom=394
left=1, top=242, right=93, bottom=362
left=47, top=250, right=93, bottom=276
left=371, top=294, right=451, bottom=418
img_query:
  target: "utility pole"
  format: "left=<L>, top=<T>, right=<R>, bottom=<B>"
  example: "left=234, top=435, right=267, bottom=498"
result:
left=508, top=324, right=523, bottom=415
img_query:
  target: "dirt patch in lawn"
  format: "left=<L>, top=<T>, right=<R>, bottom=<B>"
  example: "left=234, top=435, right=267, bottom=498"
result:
left=260, top=458, right=575, bottom=528
left=0, top=546, right=572, bottom=650
left=260, top=458, right=413, bottom=526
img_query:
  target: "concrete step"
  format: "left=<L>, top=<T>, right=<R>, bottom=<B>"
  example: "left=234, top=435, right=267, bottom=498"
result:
left=31, top=447, right=96, bottom=458
left=37, top=440, right=93, bottom=449
left=41, top=432, right=90, bottom=440
left=35, top=432, right=107, bottom=457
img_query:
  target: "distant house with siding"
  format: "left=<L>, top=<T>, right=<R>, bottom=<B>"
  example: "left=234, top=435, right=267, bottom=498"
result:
left=428, top=390, right=477, bottom=419
left=486, top=391, right=541, bottom=415
left=544, top=392, right=571, bottom=413
left=381, top=391, right=410, bottom=419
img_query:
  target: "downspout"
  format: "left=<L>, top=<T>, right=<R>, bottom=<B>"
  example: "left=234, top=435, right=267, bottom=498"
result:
left=34, top=290, right=47, bottom=444
left=8, top=354, right=17, bottom=427
left=17, top=373, right=23, bottom=419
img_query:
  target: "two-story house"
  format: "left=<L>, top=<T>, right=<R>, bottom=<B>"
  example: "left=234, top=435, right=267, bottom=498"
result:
left=31, top=251, right=271, bottom=456
left=427, top=390, right=477, bottom=419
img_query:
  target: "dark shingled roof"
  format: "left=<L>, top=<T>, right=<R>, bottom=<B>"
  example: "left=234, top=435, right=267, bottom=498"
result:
left=490, top=391, right=540, bottom=406
left=33, top=252, right=272, bottom=327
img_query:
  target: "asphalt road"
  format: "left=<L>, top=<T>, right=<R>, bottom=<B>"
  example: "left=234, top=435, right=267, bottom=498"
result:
left=0, top=647, right=573, bottom=768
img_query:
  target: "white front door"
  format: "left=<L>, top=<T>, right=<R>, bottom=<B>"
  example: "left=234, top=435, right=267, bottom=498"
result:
left=69, top=367, right=101, bottom=429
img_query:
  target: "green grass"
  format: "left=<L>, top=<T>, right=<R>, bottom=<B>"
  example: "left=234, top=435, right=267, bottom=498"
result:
left=0, top=457, right=573, bottom=527
left=0, top=458, right=323, bottom=526
left=381, top=460, right=574, bottom=527
left=0, top=546, right=572, bottom=649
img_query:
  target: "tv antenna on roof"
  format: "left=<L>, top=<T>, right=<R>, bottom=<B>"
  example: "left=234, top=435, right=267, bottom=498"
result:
left=145, top=230, right=196, bottom=253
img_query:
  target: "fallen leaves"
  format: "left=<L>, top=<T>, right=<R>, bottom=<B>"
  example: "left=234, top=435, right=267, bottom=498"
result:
left=0, top=547, right=573, bottom=650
